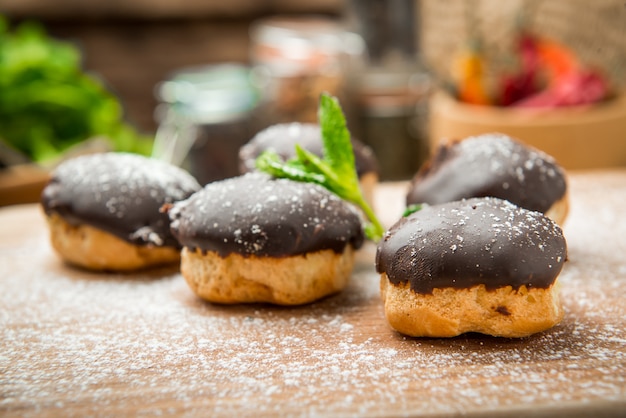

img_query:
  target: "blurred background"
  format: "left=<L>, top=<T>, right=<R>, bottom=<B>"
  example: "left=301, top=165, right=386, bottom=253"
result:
left=1, top=0, right=625, bottom=204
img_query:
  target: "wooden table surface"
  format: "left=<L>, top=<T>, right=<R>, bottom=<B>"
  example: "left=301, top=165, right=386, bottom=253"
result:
left=1, top=171, right=626, bottom=417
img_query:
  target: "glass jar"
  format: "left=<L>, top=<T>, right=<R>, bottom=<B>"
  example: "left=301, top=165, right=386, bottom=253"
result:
left=153, top=64, right=261, bottom=185
left=355, top=67, right=431, bottom=181
left=250, top=16, right=364, bottom=128
left=347, top=0, right=432, bottom=180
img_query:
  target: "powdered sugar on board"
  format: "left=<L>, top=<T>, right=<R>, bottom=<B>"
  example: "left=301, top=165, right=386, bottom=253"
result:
left=2, top=171, right=626, bottom=417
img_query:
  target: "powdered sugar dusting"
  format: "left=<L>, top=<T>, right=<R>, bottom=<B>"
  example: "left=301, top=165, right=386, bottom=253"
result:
left=457, top=134, right=560, bottom=186
left=2, top=171, right=626, bottom=417
left=380, top=197, right=567, bottom=292
left=54, top=152, right=200, bottom=208
left=407, top=133, right=567, bottom=214
left=169, top=173, right=364, bottom=256
left=43, top=152, right=200, bottom=247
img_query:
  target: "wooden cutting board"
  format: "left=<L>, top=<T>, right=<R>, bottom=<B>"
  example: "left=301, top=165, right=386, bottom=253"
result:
left=1, top=171, right=625, bottom=417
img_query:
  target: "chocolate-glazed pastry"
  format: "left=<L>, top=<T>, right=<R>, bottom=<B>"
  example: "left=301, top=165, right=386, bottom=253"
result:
left=41, top=152, right=201, bottom=271
left=239, top=122, right=378, bottom=176
left=168, top=173, right=365, bottom=305
left=238, top=122, right=379, bottom=203
left=376, top=197, right=567, bottom=338
left=377, top=197, right=566, bottom=293
left=406, top=133, right=568, bottom=224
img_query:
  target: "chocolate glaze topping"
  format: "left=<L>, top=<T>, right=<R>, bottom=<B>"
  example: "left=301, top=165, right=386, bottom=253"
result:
left=406, top=133, right=567, bottom=213
left=41, top=153, right=201, bottom=248
left=169, top=173, right=365, bottom=257
left=376, top=197, right=567, bottom=294
left=238, top=123, right=379, bottom=178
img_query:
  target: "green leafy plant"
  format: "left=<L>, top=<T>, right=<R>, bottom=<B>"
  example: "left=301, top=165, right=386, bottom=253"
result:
left=0, top=17, right=151, bottom=163
left=256, top=93, right=385, bottom=241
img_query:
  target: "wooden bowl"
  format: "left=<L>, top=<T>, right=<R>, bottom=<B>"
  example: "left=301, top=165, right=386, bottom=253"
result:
left=428, top=91, right=626, bottom=170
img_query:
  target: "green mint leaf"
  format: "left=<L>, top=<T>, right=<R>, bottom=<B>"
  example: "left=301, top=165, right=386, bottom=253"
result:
left=255, top=93, right=385, bottom=242
left=293, top=145, right=350, bottom=197
left=318, top=93, right=384, bottom=240
left=255, top=150, right=326, bottom=185
left=403, top=204, right=424, bottom=217
left=364, top=223, right=382, bottom=241
left=318, top=94, right=359, bottom=192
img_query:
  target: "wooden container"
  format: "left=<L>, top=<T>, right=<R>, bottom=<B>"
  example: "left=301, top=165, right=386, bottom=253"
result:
left=428, top=90, right=626, bottom=170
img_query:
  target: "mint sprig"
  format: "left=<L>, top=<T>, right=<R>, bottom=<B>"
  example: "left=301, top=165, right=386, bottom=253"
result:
left=403, top=204, right=423, bottom=217
left=256, top=93, right=385, bottom=241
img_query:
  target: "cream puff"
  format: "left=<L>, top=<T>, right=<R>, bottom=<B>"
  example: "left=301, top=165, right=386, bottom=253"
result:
left=376, top=197, right=567, bottom=338
left=168, top=173, right=365, bottom=305
left=41, top=152, right=201, bottom=271
left=406, top=133, right=569, bottom=225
